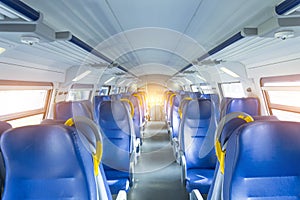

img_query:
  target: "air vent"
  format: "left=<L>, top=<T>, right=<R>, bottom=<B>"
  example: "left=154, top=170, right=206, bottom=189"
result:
left=183, top=70, right=196, bottom=74
left=115, top=72, right=126, bottom=76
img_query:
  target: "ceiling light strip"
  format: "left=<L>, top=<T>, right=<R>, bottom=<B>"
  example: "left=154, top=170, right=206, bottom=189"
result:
left=175, top=32, right=244, bottom=76
left=0, top=0, right=39, bottom=21
left=275, top=0, right=300, bottom=15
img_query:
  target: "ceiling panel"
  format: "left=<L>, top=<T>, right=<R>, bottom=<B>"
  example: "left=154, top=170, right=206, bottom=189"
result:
left=22, top=0, right=122, bottom=46
left=105, top=0, right=202, bottom=32
left=9, top=0, right=294, bottom=81
left=185, top=0, right=282, bottom=49
left=115, top=48, right=189, bottom=72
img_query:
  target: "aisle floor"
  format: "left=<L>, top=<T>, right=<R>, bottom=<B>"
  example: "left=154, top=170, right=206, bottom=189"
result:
left=127, top=121, right=189, bottom=200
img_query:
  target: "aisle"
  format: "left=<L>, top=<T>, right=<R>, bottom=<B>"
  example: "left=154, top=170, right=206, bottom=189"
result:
left=128, top=121, right=188, bottom=200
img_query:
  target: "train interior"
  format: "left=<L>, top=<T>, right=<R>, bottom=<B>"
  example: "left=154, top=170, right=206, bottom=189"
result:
left=1, top=0, right=300, bottom=199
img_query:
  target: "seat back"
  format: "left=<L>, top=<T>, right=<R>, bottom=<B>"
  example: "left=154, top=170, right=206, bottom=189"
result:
left=221, top=97, right=260, bottom=119
left=130, top=95, right=142, bottom=141
left=0, top=124, right=97, bottom=200
left=170, top=94, right=181, bottom=139
left=94, top=95, right=111, bottom=122
left=224, top=121, right=300, bottom=200
left=98, top=100, right=133, bottom=172
left=54, top=101, right=92, bottom=121
left=0, top=121, right=12, bottom=194
left=181, top=99, right=216, bottom=170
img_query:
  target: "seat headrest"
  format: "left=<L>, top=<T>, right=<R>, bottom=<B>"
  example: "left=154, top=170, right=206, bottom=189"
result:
left=1, top=124, right=97, bottom=199
left=226, top=97, right=260, bottom=116
left=55, top=101, right=92, bottom=121
left=184, top=99, right=211, bottom=120
left=99, top=101, right=128, bottom=122
left=224, top=121, right=300, bottom=199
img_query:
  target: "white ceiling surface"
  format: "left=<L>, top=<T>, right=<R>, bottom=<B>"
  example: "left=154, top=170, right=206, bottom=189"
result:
left=0, top=35, right=108, bottom=69
left=208, top=36, right=300, bottom=68
left=20, top=0, right=284, bottom=80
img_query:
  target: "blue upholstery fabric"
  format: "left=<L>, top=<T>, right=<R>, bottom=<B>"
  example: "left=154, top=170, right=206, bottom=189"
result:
left=170, top=94, right=181, bottom=139
left=186, top=169, right=215, bottom=194
left=0, top=124, right=97, bottom=200
left=221, top=97, right=260, bottom=119
left=0, top=121, right=12, bottom=194
left=99, top=164, right=113, bottom=200
left=166, top=92, right=175, bottom=124
left=105, top=170, right=130, bottom=194
left=224, top=121, right=300, bottom=200
left=199, top=94, right=220, bottom=121
left=98, top=100, right=133, bottom=194
left=130, top=95, right=142, bottom=144
left=94, top=95, right=111, bottom=122
left=181, top=99, right=217, bottom=193
left=54, top=100, right=93, bottom=121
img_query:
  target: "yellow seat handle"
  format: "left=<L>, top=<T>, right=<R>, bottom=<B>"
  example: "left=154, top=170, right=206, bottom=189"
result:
left=215, top=113, right=254, bottom=174
left=121, top=98, right=134, bottom=118
left=178, top=97, right=193, bottom=119
left=65, top=117, right=103, bottom=176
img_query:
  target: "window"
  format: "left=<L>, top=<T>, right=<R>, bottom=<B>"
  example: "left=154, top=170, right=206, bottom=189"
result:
left=261, top=75, right=300, bottom=122
left=99, top=86, right=110, bottom=95
left=220, top=82, right=245, bottom=98
left=66, top=84, right=93, bottom=101
left=191, top=83, right=214, bottom=94
left=109, top=86, right=119, bottom=95
left=0, top=81, right=52, bottom=127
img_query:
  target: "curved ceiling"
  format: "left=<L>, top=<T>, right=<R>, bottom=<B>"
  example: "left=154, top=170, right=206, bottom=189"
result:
left=0, top=0, right=286, bottom=87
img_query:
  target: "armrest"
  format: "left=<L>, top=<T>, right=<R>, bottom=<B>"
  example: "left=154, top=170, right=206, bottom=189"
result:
left=116, top=190, right=127, bottom=200
left=190, top=189, right=204, bottom=200
left=180, top=153, right=186, bottom=185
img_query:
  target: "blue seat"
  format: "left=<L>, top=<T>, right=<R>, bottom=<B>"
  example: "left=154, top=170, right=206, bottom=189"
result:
left=98, top=100, right=134, bottom=194
left=180, top=99, right=217, bottom=194
left=220, top=97, right=260, bottom=119
left=54, top=100, right=93, bottom=121
left=130, top=95, right=143, bottom=146
left=137, top=92, right=147, bottom=126
left=94, top=95, right=111, bottom=122
left=207, top=114, right=279, bottom=200
left=199, top=94, right=220, bottom=121
left=224, top=121, right=300, bottom=199
left=0, top=124, right=99, bottom=199
left=0, top=121, right=12, bottom=195
left=170, top=94, right=181, bottom=140
left=165, top=91, right=175, bottom=123
left=166, top=92, right=176, bottom=129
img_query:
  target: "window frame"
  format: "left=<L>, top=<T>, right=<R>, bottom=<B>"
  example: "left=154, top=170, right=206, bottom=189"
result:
left=0, top=80, right=53, bottom=121
left=66, top=83, right=93, bottom=101
left=219, top=81, right=245, bottom=98
left=260, top=74, right=300, bottom=115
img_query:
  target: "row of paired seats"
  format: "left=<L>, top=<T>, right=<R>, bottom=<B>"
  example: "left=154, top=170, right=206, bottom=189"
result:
left=164, top=91, right=300, bottom=199
left=0, top=91, right=148, bottom=199
left=0, top=118, right=116, bottom=199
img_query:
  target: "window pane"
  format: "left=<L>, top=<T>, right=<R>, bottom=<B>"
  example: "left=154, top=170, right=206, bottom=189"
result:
left=67, top=90, right=91, bottom=101
left=221, top=82, right=245, bottom=98
left=8, top=114, right=44, bottom=128
left=272, top=109, right=300, bottom=122
left=268, top=91, right=300, bottom=107
left=264, top=81, right=300, bottom=87
left=0, top=90, right=47, bottom=116
left=100, top=86, right=109, bottom=95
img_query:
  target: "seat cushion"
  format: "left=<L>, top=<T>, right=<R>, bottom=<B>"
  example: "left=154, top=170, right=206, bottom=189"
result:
left=105, top=170, right=130, bottom=194
left=186, top=169, right=215, bottom=193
